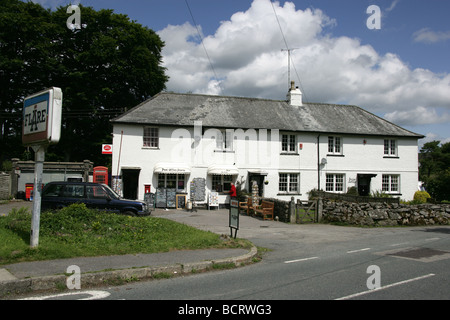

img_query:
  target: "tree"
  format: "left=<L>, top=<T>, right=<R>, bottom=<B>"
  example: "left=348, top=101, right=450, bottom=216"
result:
left=419, top=141, right=450, bottom=201
left=0, top=0, right=168, bottom=165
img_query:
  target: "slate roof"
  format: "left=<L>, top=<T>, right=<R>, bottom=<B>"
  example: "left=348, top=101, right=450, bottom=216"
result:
left=112, top=92, right=424, bottom=138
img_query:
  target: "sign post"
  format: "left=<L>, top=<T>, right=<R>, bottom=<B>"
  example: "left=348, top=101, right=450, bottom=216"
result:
left=23, top=87, right=62, bottom=248
left=229, top=199, right=239, bottom=239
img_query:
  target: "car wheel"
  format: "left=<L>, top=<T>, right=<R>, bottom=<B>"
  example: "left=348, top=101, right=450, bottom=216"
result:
left=122, top=211, right=137, bottom=217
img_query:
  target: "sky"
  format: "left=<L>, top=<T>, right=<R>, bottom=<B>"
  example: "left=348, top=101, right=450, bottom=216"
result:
left=29, top=0, right=450, bottom=146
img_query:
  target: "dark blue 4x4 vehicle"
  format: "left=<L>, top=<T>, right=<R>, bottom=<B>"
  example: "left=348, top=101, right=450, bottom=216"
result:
left=41, top=182, right=150, bottom=216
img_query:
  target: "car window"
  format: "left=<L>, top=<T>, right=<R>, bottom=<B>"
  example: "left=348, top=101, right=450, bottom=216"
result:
left=42, top=184, right=64, bottom=197
left=62, top=185, right=85, bottom=198
left=86, top=185, right=108, bottom=199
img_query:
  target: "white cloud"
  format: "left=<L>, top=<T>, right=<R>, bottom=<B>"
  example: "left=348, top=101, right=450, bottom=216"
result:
left=413, top=28, right=450, bottom=44
left=420, top=133, right=450, bottom=147
left=385, top=107, right=450, bottom=126
left=386, top=0, right=400, bottom=13
left=158, top=0, right=450, bottom=127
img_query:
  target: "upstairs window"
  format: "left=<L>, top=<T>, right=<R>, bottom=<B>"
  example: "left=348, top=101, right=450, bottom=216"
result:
left=328, top=136, right=342, bottom=155
left=216, top=130, right=234, bottom=152
left=143, top=127, right=159, bottom=148
left=281, top=134, right=296, bottom=153
left=384, top=139, right=397, bottom=157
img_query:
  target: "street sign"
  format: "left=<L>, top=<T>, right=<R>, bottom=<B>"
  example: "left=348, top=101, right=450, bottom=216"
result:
left=22, top=87, right=62, bottom=146
left=22, top=87, right=62, bottom=248
left=229, top=199, right=239, bottom=239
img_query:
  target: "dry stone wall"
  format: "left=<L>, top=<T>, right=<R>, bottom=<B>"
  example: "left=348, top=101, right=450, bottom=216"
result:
left=322, top=201, right=450, bottom=226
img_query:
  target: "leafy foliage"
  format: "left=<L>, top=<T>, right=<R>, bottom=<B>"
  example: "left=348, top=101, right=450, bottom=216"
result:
left=0, top=0, right=168, bottom=164
left=413, top=191, right=431, bottom=204
left=419, top=141, right=450, bottom=201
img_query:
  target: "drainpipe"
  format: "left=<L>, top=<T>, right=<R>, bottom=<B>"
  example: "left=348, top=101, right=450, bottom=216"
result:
left=317, top=134, right=321, bottom=191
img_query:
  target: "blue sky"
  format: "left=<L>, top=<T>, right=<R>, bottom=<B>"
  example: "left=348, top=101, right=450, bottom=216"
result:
left=31, top=0, right=450, bottom=146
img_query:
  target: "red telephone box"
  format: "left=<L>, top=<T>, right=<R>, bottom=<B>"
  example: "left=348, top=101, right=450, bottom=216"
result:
left=93, top=166, right=108, bottom=185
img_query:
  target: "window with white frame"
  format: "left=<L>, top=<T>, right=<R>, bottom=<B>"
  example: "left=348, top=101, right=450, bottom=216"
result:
left=212, top=175, right=233, bottom=192
left=382, top=174, right=400, bottom=193
left=143, top=127, right=159, bottom=148
left=279, top=173, right=300, bottom=194
left=326, top=174, right=345, bottom=192
left=215, top=130, right=234, bottom=152
left=281, top=134, right=296, bottom=153
left=328, top=136, right=342, bottom=155
left=158, top=174, right=186, bottom=192
left=384, top=139, right=397, bottom=157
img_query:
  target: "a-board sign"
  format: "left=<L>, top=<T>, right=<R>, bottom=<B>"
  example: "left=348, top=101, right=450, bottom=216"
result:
left=229, top=199, right=239, bottom=238
left=22, top=87, right=62, bottom=146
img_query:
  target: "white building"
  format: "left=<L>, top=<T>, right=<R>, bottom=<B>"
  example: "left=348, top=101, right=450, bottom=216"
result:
left=111, top=83, right=423, bottom=207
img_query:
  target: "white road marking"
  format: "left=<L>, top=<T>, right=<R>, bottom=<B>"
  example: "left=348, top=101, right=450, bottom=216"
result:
left=390, top=242, right=409, bottom=247
left=335, top=273, right=436, bottom=300
left=284, top=257, right=319, bottom=264
left=19, top=290, right=111, bottom=300
left=347, top=248, right=371, bottom=254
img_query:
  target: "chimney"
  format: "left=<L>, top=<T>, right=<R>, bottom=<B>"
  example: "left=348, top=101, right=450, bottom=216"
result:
left=287, top=81, right=302, bottom=107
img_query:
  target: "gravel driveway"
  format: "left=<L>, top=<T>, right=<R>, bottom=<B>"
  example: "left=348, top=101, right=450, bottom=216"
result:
left=0, top=200, right=33, bottom=216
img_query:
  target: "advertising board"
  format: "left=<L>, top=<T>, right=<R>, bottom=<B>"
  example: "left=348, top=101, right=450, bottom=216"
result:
left=22, top=87, right=62, bottom=146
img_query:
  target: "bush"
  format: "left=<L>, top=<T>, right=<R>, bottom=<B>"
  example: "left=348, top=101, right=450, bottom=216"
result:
left=413, top=191, right=431, bottom=204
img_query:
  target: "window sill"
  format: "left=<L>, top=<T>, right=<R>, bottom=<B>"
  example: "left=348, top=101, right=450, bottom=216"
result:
left=142, top=147, right=160, bottom=150
left=327, top=154, right=345, bottom=157
left=277, top=193, right=302, bottom=196
left=280, top=153, right=299, bottom=156
left=214, top=150, right=235, bottom=153
left=383, top=156, right=399, bottom=159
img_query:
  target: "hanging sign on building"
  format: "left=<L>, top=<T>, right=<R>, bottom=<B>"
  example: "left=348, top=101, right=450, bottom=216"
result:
left=102, top=144, right=113, bottom=154
left=22, top=87, right=62, bottom=146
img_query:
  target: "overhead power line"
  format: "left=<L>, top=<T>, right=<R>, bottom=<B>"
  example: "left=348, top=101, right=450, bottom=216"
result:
left=184, top=0, right=224, bottom=96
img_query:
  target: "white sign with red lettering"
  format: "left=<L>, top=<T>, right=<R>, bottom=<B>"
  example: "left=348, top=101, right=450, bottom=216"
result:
left=102, top=144, right=113, bottom=155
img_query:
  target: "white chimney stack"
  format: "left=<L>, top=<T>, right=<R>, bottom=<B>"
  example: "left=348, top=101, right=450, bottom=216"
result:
left=287, top=81, right=302, bottom=107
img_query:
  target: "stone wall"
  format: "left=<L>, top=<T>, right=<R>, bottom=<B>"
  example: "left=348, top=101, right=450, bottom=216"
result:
left=0, top=173, right=11, bottom=200
left=322, top=200, right=450, bottom=226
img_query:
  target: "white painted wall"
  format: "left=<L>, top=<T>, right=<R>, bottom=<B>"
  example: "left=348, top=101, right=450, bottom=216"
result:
left=112, top=123, right=419, bottom=203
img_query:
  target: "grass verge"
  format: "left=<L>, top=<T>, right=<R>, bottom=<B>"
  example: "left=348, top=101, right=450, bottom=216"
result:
left=0, top=203, right=249, bottom=265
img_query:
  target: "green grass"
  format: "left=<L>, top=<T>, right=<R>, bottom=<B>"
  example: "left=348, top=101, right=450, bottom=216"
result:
left=0, top=203, right=246, bottom=265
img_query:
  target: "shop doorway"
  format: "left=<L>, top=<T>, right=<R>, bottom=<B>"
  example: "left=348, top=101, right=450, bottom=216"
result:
left=122, top=169, right=140, bottom=200
left=248, top=173, right=266, bottom=197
